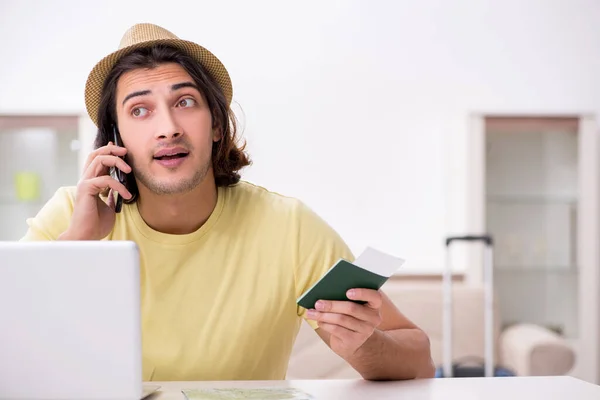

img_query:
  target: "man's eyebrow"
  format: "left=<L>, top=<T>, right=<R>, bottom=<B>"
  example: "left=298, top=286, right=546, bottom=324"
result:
left=171, top=82, right=200, bottom=92
left=121, top=82, right=199, bottom=106
left=122, top=90, right=151, bottom=106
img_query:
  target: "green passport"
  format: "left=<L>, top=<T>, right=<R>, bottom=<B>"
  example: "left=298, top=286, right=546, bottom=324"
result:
left=296, top=247, right=405, bottom=310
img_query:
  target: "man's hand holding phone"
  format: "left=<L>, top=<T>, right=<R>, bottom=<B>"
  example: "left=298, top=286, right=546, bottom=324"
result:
left=59, top=142, right=133, bottom=241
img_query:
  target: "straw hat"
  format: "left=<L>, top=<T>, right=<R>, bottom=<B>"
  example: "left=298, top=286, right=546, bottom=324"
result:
left=84, top=23, right=232, bottom=126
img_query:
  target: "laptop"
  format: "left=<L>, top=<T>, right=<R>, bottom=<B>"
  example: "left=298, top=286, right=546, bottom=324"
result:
left=0, top=241, right=159, bottom=400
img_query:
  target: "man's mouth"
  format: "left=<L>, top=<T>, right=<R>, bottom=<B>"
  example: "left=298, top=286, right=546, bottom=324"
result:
left=153, top=152, right=189, bottom=161
left=154, top=153, right=188, bottom=160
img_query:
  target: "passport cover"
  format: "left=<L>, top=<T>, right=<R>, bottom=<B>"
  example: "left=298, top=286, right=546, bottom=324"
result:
left=296, top=247, right=405, bottom=310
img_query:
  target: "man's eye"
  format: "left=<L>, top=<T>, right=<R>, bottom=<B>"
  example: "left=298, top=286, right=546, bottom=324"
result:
left=178, top=98, right=196, bottom=108
left=132, top=107, right=148, bottom=117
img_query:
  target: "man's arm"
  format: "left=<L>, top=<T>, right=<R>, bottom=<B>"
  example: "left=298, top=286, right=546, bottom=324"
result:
left=308, top=289, right=435, bottom=380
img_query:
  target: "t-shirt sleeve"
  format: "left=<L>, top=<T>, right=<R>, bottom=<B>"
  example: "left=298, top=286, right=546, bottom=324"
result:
left=19, top=187, right=76, bottom=241
left=293, top=201, right=355, bottom=329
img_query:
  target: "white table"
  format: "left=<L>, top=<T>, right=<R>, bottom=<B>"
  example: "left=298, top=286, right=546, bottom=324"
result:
left=149, top=376, right=600, bottom=399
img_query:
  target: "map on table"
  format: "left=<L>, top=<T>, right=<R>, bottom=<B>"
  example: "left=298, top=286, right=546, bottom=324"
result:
left=182, top=387, right=315, bottom=399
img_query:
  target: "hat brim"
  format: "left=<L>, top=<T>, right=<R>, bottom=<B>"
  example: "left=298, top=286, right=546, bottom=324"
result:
left=84, top=38, right=232, bottom=127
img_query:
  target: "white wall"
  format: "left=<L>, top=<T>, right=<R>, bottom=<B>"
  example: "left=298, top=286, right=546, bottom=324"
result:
left=2, top=0, right=600, bottom=274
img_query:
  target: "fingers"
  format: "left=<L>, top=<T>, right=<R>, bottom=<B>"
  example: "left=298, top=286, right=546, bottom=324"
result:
left=83, top=154, right=132, bottom=180
left=312, top=297, right=382, bottom=326
left=79, top=175, right=133, bottom=201
left=317, top=322, right=358, bottom=341
left=347, top=288, right=383, bottom=309
left=83, top=142, right=128, bottom=172
left=306, top=309, right=371, bottom=333
left=77, top=144, right=133, bottom=209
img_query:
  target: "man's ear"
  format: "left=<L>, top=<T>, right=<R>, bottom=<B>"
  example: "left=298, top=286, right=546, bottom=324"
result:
left=212, top=127, right=222, bottom=142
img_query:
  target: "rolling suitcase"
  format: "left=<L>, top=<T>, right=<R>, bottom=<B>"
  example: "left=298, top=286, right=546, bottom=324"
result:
left=437, top=235, right=513, bottom=378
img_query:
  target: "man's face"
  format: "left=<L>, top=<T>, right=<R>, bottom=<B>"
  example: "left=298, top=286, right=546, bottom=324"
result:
left=114, top=62, right=220, bottom=195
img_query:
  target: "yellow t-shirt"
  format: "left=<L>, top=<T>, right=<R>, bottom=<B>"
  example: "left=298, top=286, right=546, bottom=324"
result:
left=20, top=181, right=353, bottom=381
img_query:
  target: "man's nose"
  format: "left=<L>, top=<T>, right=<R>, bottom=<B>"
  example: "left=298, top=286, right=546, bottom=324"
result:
left=155, top=109, right=182, bottom=140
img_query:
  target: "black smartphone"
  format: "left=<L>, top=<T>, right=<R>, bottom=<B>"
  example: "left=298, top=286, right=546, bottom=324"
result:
left=110, top=126, right=125, bottom=213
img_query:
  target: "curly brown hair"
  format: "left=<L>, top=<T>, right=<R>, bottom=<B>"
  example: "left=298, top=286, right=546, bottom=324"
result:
left=93, top=44, right=251, bottom=202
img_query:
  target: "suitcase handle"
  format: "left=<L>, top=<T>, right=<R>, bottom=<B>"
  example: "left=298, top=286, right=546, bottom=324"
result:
left=445, top=235, right=493, bottom=247
left=443, top=234, right=495, bottom=378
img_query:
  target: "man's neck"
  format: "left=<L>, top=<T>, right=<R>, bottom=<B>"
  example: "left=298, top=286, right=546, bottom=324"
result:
left=135, top=178, right=218, bottom=235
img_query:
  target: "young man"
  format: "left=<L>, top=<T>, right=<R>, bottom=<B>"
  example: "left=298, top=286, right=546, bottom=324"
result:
left=20, top=23, right=434, bottom=381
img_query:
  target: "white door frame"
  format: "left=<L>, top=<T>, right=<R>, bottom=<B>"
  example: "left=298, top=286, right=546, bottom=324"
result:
left=465, top=113, right=600, bottom=384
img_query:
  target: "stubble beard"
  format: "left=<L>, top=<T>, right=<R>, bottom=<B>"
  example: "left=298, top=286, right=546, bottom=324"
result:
left=133, top=158, right=212, bottom=195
